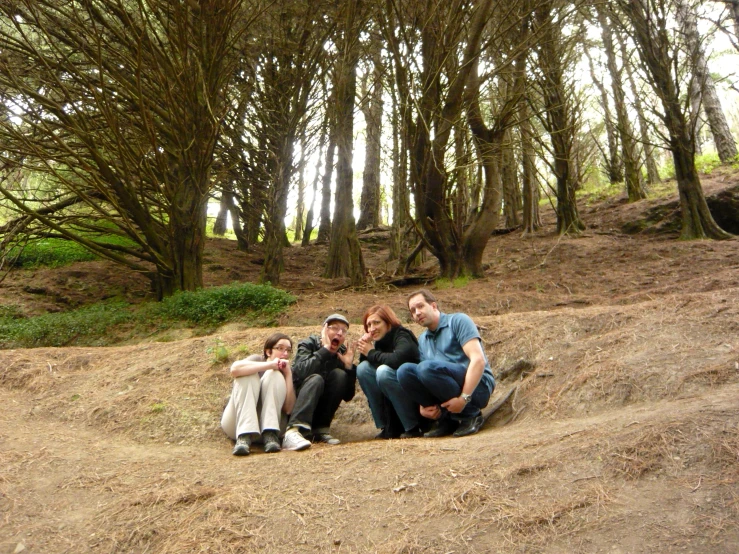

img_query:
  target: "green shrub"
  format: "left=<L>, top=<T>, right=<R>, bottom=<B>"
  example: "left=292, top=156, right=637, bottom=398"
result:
left=659, top=161, right=676, bottom=181
left=206, top=337, right=230, bottom=364
left=9, top=239, right=98, bottom=268
left=153, top=282, right=295, bottom=325
left=0, top=301, right=133, bottom=348
left=694, top=152, right=722, bottom=175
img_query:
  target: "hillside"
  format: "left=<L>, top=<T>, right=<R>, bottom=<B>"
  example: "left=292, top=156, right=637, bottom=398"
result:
left=1, top=175, right=739, bottom=553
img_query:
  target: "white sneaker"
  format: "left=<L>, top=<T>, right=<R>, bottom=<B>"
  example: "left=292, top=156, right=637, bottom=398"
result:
left=282, top=429, right=311, bottom=451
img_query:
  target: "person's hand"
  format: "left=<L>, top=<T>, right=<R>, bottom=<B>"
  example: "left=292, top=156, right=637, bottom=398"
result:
left=274, top=358, right=291, bottom=375
left=337, top=341, right=356, bottom=369
left=441, top=396, right=466, bottom=414
left=420, top=404, right=441, bottom=420
left=320, top=325, right=332, bottom=350
left=356, top=336, right=373, bottom=356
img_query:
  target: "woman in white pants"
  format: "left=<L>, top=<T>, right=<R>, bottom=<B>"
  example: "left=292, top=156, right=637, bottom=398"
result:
left=221, top=333, right=296, bottom=455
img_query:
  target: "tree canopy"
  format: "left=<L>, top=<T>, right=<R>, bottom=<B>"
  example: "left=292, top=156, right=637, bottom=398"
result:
left=1, top=0, right=737, bottom=295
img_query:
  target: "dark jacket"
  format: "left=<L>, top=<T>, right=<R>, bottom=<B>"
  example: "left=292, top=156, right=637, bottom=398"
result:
left=360, top=325, right=420, bottom=369
left=292, top=334, right=357, bottom=399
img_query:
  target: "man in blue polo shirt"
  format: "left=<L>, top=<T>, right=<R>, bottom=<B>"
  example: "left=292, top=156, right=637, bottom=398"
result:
left=397, top=289, right=495, bottom=437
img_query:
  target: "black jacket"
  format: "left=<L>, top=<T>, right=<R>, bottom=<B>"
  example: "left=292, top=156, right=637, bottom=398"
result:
left=360, top=325, right=420, bottom=369
left=292, top=334, right=357, bottom=399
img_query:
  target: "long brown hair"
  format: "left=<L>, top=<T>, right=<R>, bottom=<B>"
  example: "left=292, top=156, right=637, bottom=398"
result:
left=362, top=304, right=402, bottom=333
left=263, top=332, right=292, bottom=358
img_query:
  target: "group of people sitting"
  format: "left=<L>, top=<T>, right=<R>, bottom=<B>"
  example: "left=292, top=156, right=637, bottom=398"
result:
left=221, top=289, right=496, bottom=455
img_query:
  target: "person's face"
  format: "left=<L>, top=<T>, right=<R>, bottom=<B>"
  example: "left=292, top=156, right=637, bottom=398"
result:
left=267, top=338, right=292, bottom=359
left=408, top=295, right=439, bottom=329
left=365, top=313, right=390, bottom=341
left=325, top=321, right=349, bottom=351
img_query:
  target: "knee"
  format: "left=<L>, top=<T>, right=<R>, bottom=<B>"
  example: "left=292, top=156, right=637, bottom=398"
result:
left=328, top=368, right=350, bottom=387
left=396, top=362, right=416, bottom=385
left=262, top=369, right=286, bottom=389
left=233, top=373, right=260, bottom=388
left=376, top=365, right=397, bottom=386
left=261, top=369, right=280, bottom=384
left=414, top=361, right=438, bottom=381
left=300, top=373, right=325, bottom=394
left=356, top=360, right=375, bottom=380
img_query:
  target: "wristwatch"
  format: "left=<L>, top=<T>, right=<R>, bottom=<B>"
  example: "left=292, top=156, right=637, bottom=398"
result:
left=460, top=393, right=472, bottom=404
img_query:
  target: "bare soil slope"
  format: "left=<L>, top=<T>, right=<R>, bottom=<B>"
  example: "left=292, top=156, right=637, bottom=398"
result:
left=2, top=175, right=739, bottom=554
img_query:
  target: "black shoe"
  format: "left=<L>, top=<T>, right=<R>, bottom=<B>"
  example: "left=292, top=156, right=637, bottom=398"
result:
left=312, top=433, right=341, bottom=445
left=375, top=429, right=389, bottom=440
left=453, top=414, right=484, bottom=437
left=400, top=426, right=423, bottom=439
left=232, top=434, right=251, bottom=456
left=423, top=418, right=457, bottom=438
left=262, top=430, right=281, bottom=453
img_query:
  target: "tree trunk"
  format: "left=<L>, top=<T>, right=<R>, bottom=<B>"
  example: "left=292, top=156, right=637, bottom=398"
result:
left=302, top=126, right=326, bottom=246
left=621, top=32, right=661, bottom=185
left=324, top=0, right=366, bottom=285
left=599, top=7, right=646, bottom=202
left=689, top=79, right=705, bottom=156
left=317, top=129, right=336, bottom=243
left=412, top=0, right=496, bottom=279
left=294, top=144, right=306, bottom=242
left=223, top=189, right=249, bottom=251
left=453, top=123, right=472, bottom=228
left=502, top=129, right=521, bottom=227
left=389, top=82, right=403, bottom=260
left=212, top=192, right=229, bottom=236
left=676, top=0, right=738, bottom=163
left=261, top=135, right=295, bottom=284
left=384, top=10, right=414, bottom=266
left=536, top=1, right=584, bottom=235
left=585, top=48, right=622, bottom=184
left=520, top=97, right=541, bottom=235
left=730, top=1, right=739, bottom=39
left=357, top=39, right=384, bottom=230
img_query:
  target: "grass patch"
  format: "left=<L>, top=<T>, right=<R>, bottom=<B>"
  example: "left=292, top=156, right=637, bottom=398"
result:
left=0, top=301, right=135, bottom=348
left=436, top=276, right=472, bottom=289
left=9, top=239, right=98, bottom=268
left=150, top=402, right=167, bottom=413
left=576, top=172, right=623, bottom=205
left=7, top=235, right=138, bottom=268
left=0, top=282, right=295, bottom=349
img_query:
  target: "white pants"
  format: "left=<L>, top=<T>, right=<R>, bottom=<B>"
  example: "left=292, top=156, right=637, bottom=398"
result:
left=221, top=370, right=287, bottom=439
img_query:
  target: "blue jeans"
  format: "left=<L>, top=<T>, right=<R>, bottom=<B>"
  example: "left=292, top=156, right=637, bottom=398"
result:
left=357, top=360, right=419, bottom=431
left=397, top=360, right=493, bottom=420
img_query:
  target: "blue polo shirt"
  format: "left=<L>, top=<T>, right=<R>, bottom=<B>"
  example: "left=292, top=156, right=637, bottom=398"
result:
left=418, top=312, right=495, bottom=385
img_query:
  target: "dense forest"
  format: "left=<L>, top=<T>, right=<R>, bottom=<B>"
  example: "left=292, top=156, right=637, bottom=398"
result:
left=1, top=0, right=738, bottom=297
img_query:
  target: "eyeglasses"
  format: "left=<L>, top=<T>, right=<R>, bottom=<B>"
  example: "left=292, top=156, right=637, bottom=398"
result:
left=327, top=325, right=348, bottom=335
left=273, top=346, right=292, bottom=354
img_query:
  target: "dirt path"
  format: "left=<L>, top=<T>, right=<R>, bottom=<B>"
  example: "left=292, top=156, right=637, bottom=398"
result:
left=2, top=381, right=738, bottom=553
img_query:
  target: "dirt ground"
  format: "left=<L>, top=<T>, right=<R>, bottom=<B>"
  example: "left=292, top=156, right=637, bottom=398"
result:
left=1, top=174, right=739, bottom=553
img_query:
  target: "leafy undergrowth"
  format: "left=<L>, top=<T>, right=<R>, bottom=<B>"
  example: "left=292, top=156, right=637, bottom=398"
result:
left=0, top=282, right=295, bottom=348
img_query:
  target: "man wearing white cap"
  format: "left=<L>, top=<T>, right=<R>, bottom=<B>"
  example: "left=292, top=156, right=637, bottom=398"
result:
left=282, top=314, right=357, bottom=451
